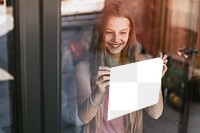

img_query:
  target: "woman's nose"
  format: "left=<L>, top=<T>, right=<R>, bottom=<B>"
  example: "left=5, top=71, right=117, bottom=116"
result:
left=112, top=33, right=120, bottom=42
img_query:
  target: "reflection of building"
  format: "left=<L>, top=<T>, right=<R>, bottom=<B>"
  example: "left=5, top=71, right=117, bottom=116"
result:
left=61, top=16, right=93, bottom=128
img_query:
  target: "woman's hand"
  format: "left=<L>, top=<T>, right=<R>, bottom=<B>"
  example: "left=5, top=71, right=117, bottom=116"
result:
left=157, top=52, right=168, bottom=77
left=95, top=66, right=110, bottom=94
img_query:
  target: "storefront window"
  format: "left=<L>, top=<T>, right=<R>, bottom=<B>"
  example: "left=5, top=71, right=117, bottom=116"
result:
left=0, top=0, right=14, bottom=133
left=60, top=0, right=200, bottom=133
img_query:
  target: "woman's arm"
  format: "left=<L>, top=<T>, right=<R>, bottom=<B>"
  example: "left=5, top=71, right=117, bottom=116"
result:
left=145, top=88, right=163, bottom=119
left=75, top=61, right=110, bottom=124
left=145, top=52, right=168, bottom=119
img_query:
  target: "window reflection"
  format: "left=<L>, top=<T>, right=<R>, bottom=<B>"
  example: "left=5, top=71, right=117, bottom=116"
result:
left=61, top=25, right=92, bottom=129
left=61, top=0, right=200, bottom=133
left=61, top=14, right=96, bottom=133
left=0, top=0, right=14, bottom=133
left=61, top=1, right=104, bottom=132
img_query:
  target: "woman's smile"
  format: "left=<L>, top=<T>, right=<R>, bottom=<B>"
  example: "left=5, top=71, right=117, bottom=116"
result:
left=107, top=42, right=123, bottom=48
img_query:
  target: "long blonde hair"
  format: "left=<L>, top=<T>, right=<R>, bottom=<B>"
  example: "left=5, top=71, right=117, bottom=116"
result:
left=86, top=2, right=143, bottom=133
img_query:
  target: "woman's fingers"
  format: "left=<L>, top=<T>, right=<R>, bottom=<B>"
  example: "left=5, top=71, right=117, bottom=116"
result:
left=95, top=80, right=110, bottom=94
left=162, top=64, right=167, bottom=77
left=101, top=75, right=110, bottom=82
left=99, top=66, right=110, bottom=71
left=157, top=52, right=168, bottom=64
left=157, top=52, right=167, bottom=59
left=96, top=80, right=110, bottom=89
left=162, top=54, right=168, bottom=66
left=97, top=66, right=110, bottom=79
left=162, top=54, right=167, bottom=60
left=157, top=52, right=163, bottom=58
left=157, top=52, right=168, bottom=77
left=163, top=59, right=168, bottom=64
left=156, top=52, right=168, bottom=77
left=96, top=75, right=110, bottom=84
left=96, top=76, right=110, bottom=94
left=97, top=70, right=110, bottom=77
left=95, top=66, right=110, bottom=94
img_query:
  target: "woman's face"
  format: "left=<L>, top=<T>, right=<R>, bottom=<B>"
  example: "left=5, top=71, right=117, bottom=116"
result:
left=104, top=16, right=130, bottom=55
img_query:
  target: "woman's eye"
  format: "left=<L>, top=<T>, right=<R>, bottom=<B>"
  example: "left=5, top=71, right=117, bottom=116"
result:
left=120, top=32, right=127, bottom=35
left=106, top=31, right=112, bottom=34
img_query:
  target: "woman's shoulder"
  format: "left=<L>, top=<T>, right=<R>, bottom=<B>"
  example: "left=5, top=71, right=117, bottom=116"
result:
left=76, top=60, right=90, bottom=72
left=75, top=60, right=91, bottom=80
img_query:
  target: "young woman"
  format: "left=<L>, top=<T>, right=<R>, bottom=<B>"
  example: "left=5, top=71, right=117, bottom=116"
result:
left=75, top=2, right=168, bottom=133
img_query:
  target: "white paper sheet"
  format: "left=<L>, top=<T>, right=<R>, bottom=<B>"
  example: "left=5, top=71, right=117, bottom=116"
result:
left=108, top=58, right=163, bottom=120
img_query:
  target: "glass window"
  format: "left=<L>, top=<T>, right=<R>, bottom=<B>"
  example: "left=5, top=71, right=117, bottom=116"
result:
left=0, top=0, right=14, bottom=133
left=61, top=1, right=104, bottom=132
left=60, top=0, right=200, bottom=133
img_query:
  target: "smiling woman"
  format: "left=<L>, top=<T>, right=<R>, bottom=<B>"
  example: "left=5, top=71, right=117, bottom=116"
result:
left=75, top=1, right=168, bottom=133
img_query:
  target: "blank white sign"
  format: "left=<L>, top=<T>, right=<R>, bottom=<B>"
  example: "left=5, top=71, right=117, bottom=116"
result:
left=108, top=58, right=163, bottom=120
